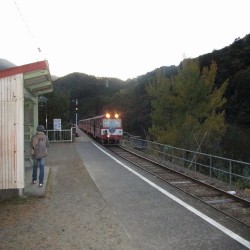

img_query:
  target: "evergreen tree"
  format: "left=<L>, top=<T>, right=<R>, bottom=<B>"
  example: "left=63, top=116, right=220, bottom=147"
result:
left=146, top=59, right=228, bottom=153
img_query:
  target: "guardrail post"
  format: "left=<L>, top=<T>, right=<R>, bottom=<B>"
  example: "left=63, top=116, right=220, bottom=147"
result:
left=194, top=154, right=196, bottom=172
left=163, top=145, right=166, bottom=161
left=210, top=156, right=212, bottom=178
left=229, top=161, right=232, bottom=186
left=171, top=147, right=174, bottom=163
left=182, top=149, right=185, bottom=167
left=71, top=127, right=73, bottom=142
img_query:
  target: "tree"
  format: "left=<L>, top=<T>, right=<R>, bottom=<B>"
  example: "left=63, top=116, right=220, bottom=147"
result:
left=44, top=91, right=70, bottom=129
left=146, top=59, right=228, bottom=153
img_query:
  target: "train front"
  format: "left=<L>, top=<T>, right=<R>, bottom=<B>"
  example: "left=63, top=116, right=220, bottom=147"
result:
left=100, top=113, right=123, bottom=144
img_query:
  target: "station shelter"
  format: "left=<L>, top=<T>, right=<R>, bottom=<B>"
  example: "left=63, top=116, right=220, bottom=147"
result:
left=0, top=60, right=53, bottom=199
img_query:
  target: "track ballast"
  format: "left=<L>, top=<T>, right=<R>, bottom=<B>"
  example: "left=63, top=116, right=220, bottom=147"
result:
left=106, top=145, right=250, bottom=228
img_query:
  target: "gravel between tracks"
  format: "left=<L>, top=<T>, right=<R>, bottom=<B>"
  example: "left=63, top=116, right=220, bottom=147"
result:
left=0, top=142, right=135, bottom=250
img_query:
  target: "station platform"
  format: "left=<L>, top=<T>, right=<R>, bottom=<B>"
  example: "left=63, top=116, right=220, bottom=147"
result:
left=75, top=136, right=250, bottom=250
left=24, top=166, right=50, bottom=197
left=2, top=133, right=250, bottom=249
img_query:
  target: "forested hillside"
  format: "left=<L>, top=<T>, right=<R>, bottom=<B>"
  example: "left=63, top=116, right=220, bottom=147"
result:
left=44, top=73, right=126, bottom=127
left=41, top=34, right=250, bottom=161
left=198, top=35, right=250, bottom=160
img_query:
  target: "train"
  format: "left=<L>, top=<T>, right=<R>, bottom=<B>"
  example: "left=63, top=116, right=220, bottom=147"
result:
left=79, top=113, right=123, bottom=144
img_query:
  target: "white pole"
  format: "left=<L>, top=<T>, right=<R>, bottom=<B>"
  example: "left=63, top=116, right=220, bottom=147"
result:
left=75, top=99, right=78, bottom=137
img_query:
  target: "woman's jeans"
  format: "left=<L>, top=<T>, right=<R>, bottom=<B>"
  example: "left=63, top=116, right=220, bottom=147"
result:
left=32, top=158, right=45, bottom=184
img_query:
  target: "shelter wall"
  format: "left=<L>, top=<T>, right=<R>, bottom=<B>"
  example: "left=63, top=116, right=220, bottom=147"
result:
left=0, top=74, right=24, bottom=189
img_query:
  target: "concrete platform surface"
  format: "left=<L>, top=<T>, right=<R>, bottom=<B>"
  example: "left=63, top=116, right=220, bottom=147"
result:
left=0, top=139, right=135, bottom=250
left=24, top=166, right=50, bottom=197
left=1, top=132, right=249, bottom=250
left=76, top=138, right=250, bottom=250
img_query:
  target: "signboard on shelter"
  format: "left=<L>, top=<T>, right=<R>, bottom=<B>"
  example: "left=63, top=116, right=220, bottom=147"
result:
left=53, top=119, right=61, bottom=131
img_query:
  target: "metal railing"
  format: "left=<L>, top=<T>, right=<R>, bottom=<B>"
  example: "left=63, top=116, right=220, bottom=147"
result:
left=47, top=129, right=73, bottom=142
left=122, top=133, right=250, bottom=188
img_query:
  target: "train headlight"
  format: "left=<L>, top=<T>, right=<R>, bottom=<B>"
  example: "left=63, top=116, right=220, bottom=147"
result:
left=115, top=113, right=119, bottom=119
left=106, top=113, right=110, bottom=118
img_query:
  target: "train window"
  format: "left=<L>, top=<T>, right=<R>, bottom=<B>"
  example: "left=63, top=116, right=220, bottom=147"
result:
left=103, top=118, right=121, bottom=127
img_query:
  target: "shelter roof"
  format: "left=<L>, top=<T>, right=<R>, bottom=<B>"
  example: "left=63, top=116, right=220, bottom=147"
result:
left=0, top=60, right=53, bottom=95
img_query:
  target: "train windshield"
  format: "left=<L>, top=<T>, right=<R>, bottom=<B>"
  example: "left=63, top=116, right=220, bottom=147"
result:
left=103, top=118, right=121, bottom=128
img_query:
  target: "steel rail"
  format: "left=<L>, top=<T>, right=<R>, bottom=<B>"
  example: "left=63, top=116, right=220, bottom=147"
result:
left=107, top=145, right=250, bottom=228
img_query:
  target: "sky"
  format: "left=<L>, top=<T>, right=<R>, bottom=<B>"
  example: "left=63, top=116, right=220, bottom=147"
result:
left=1, top=0, right=249, bottom=80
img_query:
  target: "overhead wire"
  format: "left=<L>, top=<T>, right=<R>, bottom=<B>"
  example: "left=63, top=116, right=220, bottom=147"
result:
left=12, top=0, right=46, bottom=62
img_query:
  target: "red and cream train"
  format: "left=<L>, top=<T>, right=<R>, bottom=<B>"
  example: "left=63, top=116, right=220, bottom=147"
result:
left=79, top=113, right=123, bottom=144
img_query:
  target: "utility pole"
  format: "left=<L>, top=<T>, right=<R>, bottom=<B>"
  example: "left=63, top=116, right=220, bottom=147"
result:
left=39, top=95, right=48, bottom=133
left=75, top=99, right=78, bottom=137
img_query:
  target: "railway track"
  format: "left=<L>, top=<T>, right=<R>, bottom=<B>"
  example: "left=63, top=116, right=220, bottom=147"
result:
left=106, top=145, right=250, bottom=228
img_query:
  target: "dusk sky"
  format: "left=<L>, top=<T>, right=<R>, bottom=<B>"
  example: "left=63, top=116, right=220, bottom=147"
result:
left=1, top=0, right=249, bottom=80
